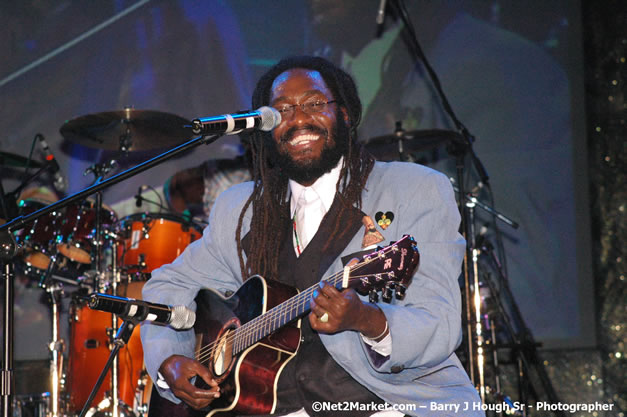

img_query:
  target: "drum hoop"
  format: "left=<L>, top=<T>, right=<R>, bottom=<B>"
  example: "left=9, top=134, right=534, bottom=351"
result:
left=118, top=212, right=203, bottom=233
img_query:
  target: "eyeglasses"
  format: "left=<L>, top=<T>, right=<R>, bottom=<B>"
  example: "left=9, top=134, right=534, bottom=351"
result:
left=275, top=100, right=337, bottom=118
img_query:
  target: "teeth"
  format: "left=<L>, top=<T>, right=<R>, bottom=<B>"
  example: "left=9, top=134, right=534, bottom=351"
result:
left=289, top=134, right=319, bottom=145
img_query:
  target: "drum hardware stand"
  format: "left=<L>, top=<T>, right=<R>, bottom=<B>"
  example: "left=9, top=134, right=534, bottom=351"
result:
left=134, top=370, right=150, bottom=417
left=38, top=254, right=69, bottom=417
left=78, top=317, right=137, bottom=417
left=477, top=240, right=566, bottom=417
left=46, top=280, right=67, bottom=417
left=109, top=240, right=122, bottom=417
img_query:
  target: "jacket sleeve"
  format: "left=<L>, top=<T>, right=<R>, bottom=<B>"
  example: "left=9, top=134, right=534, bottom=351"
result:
left=140, top=183, right=251, bottom=402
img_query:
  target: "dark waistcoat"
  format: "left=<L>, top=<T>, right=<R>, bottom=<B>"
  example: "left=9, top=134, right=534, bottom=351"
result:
left=244, top=196, right=384, bottom=417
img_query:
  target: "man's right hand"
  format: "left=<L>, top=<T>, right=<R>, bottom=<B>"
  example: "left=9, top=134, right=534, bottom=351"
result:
left=159, top=355, right=220, bottom=410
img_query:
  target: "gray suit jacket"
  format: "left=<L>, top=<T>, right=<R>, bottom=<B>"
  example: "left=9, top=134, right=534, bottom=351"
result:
left=141, top=161, right=484, bottom=416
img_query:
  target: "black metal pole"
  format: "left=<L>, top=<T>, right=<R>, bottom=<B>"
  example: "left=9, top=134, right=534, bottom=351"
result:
left=1, top=261, right=14, bottom=417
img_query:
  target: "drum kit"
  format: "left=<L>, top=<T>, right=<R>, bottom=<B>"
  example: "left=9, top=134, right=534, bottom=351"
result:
left=0, top=110, right=203, bottom=417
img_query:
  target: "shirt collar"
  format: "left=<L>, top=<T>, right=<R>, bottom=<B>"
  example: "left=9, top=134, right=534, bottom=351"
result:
left=289, top=157, right=344, bottom=218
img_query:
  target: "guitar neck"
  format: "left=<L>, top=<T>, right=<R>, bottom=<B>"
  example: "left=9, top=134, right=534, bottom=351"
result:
left=232, top=274, right=342, bottom=355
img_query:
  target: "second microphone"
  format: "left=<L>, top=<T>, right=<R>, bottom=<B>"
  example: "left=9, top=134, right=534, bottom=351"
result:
left=88, top=293, right=196, bottom=330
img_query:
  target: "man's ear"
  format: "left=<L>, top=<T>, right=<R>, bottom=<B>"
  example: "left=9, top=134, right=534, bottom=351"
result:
left=340, top=106, right=350, bottom=124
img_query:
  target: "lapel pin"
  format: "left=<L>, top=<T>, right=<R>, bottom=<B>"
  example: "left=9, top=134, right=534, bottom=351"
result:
left=375, top=211, right=394, bottom=230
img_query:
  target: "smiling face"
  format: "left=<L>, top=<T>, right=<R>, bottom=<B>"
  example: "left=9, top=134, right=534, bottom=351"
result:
left=267, top=68, right=349, bottom=185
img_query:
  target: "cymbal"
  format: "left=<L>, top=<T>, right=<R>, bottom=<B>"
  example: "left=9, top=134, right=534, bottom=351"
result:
left=364, top=129, right=463, bottom=161
left=60, top=109, right=193, bottom=152
left=0, top=151, right=43, bottom=169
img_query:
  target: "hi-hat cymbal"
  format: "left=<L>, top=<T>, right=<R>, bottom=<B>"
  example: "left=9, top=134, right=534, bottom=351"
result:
left=60, top=109, right=193, bottom=152
left=364, top=129, right=463, bottom=161
left=0, top=151, right=43, bottom=169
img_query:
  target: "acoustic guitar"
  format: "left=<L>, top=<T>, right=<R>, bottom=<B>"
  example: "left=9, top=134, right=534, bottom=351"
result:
left=148, top=235, right=419, bottom=416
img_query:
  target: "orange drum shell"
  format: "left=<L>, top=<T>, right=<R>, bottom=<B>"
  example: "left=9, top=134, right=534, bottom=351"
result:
left=117, top=215, right=202, bottom=273
left=66, top=300, right=144, bottom=411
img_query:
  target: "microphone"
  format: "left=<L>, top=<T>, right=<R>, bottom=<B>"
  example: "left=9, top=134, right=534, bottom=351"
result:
left=376, top=0, right=387, bottom=25
left=135, top=186, right=143, bottom=208
left=88, top=293, right=196, bottom=330
left=190, top=106, right=281, bottom=136
left=37, top=134, right=68, bottom=192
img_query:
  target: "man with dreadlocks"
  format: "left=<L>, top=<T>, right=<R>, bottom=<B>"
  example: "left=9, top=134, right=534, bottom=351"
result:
left=141, top=56, right=483, bottom=417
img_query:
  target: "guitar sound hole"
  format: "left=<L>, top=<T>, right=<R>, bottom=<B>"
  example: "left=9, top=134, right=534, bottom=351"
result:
left=212, top=329, right=234, bottom=377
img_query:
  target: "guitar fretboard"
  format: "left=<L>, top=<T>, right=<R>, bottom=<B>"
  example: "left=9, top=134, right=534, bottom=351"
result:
left=232, top=273, right=344, bottom=355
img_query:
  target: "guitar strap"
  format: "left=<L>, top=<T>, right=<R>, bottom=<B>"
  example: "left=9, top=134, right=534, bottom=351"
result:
left=243, top=195, right=385, bottom=417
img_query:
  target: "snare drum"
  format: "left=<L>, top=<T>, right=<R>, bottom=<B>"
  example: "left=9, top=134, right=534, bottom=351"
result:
left=66, top=297, right=144, bottom=413
left=56, top=201, right=117, bottom=264
left=117, top=213, right=202, bottom=273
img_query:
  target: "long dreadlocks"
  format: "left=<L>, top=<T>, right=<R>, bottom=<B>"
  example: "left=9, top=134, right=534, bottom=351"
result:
left=236, top=56, right=375, bottom=280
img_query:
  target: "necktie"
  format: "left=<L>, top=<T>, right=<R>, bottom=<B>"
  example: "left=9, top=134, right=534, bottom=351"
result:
left=293, top=188, right=325, bottom=254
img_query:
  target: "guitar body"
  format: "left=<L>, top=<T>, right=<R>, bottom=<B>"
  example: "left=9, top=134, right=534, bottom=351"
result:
left=148, top=276, right=301, bottom=417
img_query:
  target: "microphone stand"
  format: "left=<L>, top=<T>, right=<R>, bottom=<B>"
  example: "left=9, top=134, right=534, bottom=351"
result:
left=0, top=181, right=15, bottom=417
left=387, top=0, right=558, bottom=408
left=78, top=317, right=137, bottom=417
left=0, top=132, right=222, bottom=417
left=385, top=2, right=488, bottom=385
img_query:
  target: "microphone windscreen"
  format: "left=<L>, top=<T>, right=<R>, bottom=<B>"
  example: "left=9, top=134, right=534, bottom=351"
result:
left=257, top=106, right=281, bottom=131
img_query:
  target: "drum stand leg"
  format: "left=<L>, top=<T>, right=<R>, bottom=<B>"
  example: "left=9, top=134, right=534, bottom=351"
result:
left=78, top=319, right=137, bottom=417
left=47, top=281, right=65, bottom=417
left=41, top=254, right=66, bottom=417
left=110, top=241, right=120, bottom=417
left=477, top=244, right=565, bottom=417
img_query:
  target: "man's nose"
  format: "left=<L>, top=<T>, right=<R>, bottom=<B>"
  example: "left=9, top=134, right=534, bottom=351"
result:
left=286, top=105, right=312, bottom=124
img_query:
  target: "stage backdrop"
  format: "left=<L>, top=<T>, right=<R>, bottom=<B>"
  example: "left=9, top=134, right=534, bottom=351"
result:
left=0, top=0, right=592, bottom=359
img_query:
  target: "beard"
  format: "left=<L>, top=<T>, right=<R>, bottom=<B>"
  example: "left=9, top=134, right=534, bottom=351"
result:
left=265, top=111, right=350, bottom=184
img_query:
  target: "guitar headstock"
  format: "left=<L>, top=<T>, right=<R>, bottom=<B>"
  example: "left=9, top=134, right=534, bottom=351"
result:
left=346, top=235, right=419, bottom=303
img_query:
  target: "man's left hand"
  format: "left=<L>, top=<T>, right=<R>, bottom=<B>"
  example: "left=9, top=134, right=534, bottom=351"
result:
left=309, top=281, right=388, bottom=340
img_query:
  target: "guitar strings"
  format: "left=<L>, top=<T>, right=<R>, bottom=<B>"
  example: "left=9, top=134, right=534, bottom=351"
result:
left=194, top=272, right=396, bottom=365
left=193, top=242, right=403, bottom=365
left=194, top=269, right=346, bottom=364
left=192, top=243, right=407, bottom=365
left=193, top=271, right=389, bottom=366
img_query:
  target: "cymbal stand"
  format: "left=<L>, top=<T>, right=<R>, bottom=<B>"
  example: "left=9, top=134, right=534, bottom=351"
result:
left=110, top=240, right=121, bottom=417
left=464, top=196, right=487, bottom=402
left=84, top=159, right=117, bottom=277
left=39, top=254, right=66, bottom=417
left=85, top=160, right=122, bottom=417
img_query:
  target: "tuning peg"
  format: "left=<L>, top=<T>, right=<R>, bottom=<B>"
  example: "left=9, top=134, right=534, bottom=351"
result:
left=382, top=282, right=395, bottom=303
left=395, top=284, right=407, bottom=300
left=369, top=289, right=379, bottom=303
